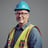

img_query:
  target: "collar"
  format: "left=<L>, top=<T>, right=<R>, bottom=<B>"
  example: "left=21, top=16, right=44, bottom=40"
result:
left=16, top=21, right=31, bottom=30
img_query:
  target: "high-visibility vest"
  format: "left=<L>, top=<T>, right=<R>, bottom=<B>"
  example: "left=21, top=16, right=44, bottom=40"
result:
left=8, top=24, right=41, bottom=48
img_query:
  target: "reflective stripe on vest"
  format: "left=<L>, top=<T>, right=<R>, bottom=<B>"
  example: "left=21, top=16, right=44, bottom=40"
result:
left=8, top=24, right=41, bottom=48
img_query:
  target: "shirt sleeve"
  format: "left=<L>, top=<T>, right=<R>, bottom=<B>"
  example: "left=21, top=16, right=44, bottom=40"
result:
left=27, top=27, right=42, bottom=48
left=4, top=34, right=9, bottom=48
left=4, top=40, right=8, bottom=48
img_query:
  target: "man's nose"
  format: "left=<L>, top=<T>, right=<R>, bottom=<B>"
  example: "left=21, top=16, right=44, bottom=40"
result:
left=19, top=14, right=22, bottom=17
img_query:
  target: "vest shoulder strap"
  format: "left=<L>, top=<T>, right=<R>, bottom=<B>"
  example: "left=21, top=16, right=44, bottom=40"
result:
left=8, top=27, right=15, bottom=44
left=24, top=24, right=34, bottom=40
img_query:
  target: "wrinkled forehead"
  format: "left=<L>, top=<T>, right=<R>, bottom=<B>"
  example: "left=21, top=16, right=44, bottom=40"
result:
left=16, top=9, right=29, bottom=13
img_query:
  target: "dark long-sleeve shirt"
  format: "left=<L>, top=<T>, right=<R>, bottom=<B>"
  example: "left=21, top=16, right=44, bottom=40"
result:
left=5, top=22, right=42, bottom=48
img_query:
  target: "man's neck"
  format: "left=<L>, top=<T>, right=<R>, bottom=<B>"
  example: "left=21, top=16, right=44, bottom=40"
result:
left=18, top=21, right=27, bottom=28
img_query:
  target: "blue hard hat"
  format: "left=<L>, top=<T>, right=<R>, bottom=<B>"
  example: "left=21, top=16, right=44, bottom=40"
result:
left=14, top=1, right=30, bottom=12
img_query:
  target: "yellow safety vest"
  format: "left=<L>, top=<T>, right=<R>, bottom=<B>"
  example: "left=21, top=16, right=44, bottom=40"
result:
left=8, top=24, right=41, bottom=48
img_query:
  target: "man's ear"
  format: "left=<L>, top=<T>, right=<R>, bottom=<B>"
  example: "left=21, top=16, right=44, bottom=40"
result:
left=27, top=13, right=29, bottom=18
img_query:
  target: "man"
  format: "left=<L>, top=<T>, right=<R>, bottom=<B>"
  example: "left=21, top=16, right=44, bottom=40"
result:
left=5, top=1, right=42, bottom=48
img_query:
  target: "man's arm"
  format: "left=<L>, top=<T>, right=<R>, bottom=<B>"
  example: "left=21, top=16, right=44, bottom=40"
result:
left=4, top=40, right=8, bottom=48
left=4, top=34, right=9, bottom=48
left=28, top=27, right=42, bottom=48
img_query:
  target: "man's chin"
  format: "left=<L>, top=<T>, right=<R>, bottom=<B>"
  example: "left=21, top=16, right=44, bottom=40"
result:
left=18, top=21, right=24, bottom=24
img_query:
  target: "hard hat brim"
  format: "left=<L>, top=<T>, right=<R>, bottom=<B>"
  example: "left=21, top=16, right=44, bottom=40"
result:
left=14, top=9, right=30, bottom=12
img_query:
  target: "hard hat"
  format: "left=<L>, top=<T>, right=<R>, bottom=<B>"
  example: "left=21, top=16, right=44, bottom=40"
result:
left=14, top=1, right=30, bottom=12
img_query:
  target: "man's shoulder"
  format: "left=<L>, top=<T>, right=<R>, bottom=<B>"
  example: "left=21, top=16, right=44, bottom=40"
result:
left=29, top=25, right=41, bottom=36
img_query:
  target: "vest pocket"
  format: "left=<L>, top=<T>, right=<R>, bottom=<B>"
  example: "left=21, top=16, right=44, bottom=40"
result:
left=19, top=40, right=25, bottom=48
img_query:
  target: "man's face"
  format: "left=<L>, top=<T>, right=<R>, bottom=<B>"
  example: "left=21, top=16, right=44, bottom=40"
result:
left=15, top=10, right=29, bottom=24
